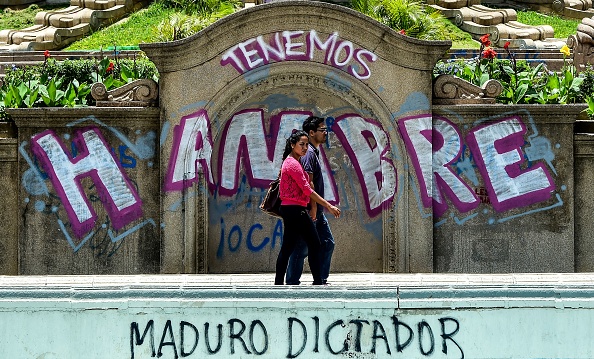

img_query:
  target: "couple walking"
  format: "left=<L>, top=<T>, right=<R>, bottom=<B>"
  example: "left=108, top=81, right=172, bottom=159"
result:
left=274, top=116, right=340, bottom=286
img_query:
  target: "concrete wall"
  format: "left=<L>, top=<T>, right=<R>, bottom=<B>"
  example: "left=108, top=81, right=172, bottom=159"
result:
left=0, top=137, right=18, bottom=275
left=574, top=124, right=594, bottom=271
left=432, top=105, right=579, bottom=273
left=1, top=1, right=592, bottom=275
left=2, top=274, right=594, bottom=358
left=9, top=107, right=161, bottom=275
left=141, top=1, right=449, bottom=275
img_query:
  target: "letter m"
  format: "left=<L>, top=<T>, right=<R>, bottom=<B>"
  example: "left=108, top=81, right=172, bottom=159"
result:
left=31, top=127, right=143, bottom=238
left=131, top=320, right=156, bottom=358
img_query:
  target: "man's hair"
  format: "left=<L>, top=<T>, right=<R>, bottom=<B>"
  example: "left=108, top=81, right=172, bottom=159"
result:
left=302, top=116, right=326, bottom=134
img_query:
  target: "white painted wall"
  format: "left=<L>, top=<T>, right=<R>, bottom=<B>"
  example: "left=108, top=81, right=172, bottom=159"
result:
left=1, top=274, right=593, bottom=359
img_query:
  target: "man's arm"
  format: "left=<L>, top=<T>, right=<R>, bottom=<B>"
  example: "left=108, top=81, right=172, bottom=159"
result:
left=307, top=172, right=317, bottom=220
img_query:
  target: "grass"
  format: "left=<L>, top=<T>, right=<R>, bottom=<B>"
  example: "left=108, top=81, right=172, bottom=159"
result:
left=65, top=2, right=176, bottom=50
left=0, top=3, right=581, bottom=51
left=0, top=4, right=64, bottom=30
left=441, top=19, right=480, bottom=49
left=516, top=10, right=580, bottom=39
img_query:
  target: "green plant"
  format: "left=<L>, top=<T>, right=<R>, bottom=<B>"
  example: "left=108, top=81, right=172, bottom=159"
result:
left=516, top=11, right=579, bottom=40
left=153, top=0, right=241, bottom=41
left=0, top=52, right=159, bottom=116
left=434, top=38, right=588, bottom=105
left=156, top=13, right=211, bottom=41
left=350, top=0, right=451, bottom=40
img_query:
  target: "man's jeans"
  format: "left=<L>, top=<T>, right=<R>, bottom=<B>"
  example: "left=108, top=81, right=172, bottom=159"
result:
left=286, top=212, right=335, bottom=284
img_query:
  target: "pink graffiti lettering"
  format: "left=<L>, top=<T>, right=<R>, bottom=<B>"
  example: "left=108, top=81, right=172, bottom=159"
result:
left=398, top=115, right=479, bottom=217
left=399, top=115, right=554, bottom=214
left=333, top=114, right=397, bottom=217
left=220, top=30, right=378, bottom=80
left=217, top=110, right=310, bottom=196
left=465, top=116, right=554, bottom=212
left=31, top=128, right=143, bottom=238
left=164, top=110, right=215, bottom=192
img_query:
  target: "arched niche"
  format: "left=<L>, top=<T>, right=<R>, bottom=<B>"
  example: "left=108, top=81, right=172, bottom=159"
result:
left=141, top=0, right=450, bottom=274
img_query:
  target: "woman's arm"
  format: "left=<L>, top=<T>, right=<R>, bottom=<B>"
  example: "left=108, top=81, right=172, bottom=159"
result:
left=309, top=191, right=340, bottom=218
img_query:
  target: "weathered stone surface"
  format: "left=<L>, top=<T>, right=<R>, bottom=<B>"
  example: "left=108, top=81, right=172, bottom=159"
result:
left=0, top=137, right=18, bottom=275
left=9, top=107, right=161, bottom=275
left=0, top=3, right=590, bottom=277
left=569, top=16, right=594, bottom=72
left=432, top=104, right=581, bottom=273
left=433, top=74, right=502, bottom=104
left=142, top=1, right=450, bottom=274
left=91, top=79, right=158, bottom=107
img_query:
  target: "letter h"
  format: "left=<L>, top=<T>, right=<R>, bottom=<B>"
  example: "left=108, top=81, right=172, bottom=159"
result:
left=31, top=128, right=143, bottom=238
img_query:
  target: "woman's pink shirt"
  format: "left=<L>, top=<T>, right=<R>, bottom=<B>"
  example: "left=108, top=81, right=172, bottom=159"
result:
left=280, top=156, right=313, bottom=207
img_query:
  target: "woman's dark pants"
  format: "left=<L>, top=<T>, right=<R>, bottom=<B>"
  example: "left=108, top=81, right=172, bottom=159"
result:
left=275, top=205, right=322, bottom=285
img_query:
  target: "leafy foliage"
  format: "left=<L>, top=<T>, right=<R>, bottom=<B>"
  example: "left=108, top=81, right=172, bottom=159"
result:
left=434, top=48, right=585, bottom=105
left=0, top=54, right=159, bottom=117
left=154, top=0, right=242, bottom=41
left=350, top=0, right=453, bottom=40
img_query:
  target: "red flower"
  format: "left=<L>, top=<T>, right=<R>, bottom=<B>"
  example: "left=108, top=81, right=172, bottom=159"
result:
left=44, top=50, right=50, bottom=59
left=482, top=47, right=497, bottom=59
left=399, top=29, right=406, bottom=35
left=503, top=41, right=510, bottom=50
left=106, top=62, right=114, bottom=74
left=480, top=34, right=491, bottom=47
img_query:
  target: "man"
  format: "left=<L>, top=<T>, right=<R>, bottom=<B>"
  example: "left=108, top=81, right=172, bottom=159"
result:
left=286, top=116, right=335, bottom=285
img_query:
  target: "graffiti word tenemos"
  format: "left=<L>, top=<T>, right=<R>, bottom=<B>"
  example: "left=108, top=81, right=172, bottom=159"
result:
left=221, top=30, right=378, bottom=80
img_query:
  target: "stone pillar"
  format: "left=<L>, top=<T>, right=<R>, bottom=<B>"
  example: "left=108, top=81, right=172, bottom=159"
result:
left=0, top=129, right=18, bottom=275
left=574, top=123, right=594, bottom=271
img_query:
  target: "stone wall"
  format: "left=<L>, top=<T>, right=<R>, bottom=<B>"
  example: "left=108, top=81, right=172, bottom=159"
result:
left=1, top=1, right=592, bottom=275
left=8, top=107, right=161, bottom=275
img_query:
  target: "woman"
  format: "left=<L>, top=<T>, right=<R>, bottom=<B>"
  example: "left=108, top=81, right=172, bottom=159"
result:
left=275, top=130, right=341, bottom=285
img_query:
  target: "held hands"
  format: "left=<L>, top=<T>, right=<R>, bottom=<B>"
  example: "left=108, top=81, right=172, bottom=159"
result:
left=309, top=208, right=317, bottom=221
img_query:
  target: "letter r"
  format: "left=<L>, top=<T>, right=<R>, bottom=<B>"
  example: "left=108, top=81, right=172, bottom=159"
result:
left=31, top=127, right=143, bottom=238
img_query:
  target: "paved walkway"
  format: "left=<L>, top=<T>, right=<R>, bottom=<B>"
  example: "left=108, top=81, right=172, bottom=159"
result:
left=2, top=272, right=594, bottom=288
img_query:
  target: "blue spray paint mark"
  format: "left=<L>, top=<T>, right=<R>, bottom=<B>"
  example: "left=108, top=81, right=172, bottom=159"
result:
left=34, top=200, right=46, bottom=212
left=179, top=101, right=209, bottom=114
left=391, top=92, right=430, bottom=119
left=59, top=219, right=96, bottom=252
left=453, top=213, right=479, bottom=225
left=107, top=218, right=156, bottom=243
left=497, top=193, right=564, bottom=223
left=324, top=71, right=352, bottom=93
left=160, top=121, right=171, bottom=148
left=67, top=116, right=156, bottom=160
left=19, top=141, right=49, bottom=196
left=244, top=64, right=272, bottom=84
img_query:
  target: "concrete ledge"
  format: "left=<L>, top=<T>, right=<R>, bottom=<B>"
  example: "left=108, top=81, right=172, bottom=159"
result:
left=2, top=273, right=594, bottom=358
left=3, top=273, right=594, bottom=303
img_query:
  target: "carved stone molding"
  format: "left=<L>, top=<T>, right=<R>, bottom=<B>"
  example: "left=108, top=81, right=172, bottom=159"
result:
left=91, top=79, right=158, bottom=107
left=433, top=74, right=502, bottom=104
left=569, top=17, right=594, bottom=73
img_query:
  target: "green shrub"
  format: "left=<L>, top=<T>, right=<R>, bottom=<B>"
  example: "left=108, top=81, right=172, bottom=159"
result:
left=0, top=53, right=159, bottom=118
left=434, top=37, right=586, bottom=105
left=350, top=0, right=454, bottom=41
